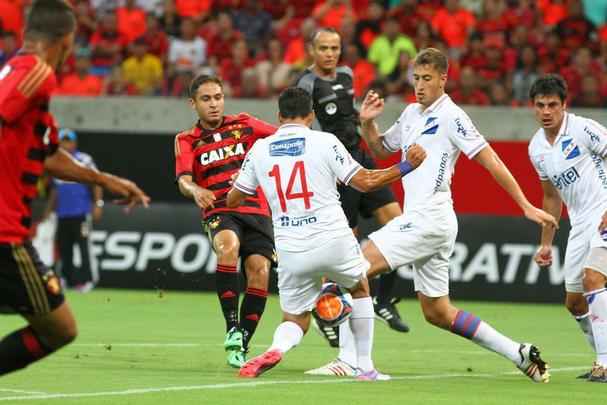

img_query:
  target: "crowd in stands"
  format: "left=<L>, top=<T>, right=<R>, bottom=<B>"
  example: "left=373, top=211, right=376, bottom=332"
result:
left=2, top=0, right=607, bottom=107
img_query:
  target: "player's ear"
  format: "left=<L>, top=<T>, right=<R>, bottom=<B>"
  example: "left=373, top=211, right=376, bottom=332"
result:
left=304, top=111, right=315, bottom=127
left=189, top=97, right=195, bottom=110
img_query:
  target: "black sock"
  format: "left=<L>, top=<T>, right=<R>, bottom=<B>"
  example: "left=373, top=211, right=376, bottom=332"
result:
left=240, top=287, right=267, bottom=350
left=0, top=326, right=52, bottom=376
left=376, top=271, right=397, bottom=305
left=216, top=264, right=240, bottom=332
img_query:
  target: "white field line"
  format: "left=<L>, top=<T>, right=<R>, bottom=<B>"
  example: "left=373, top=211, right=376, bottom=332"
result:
left=0, top=389, right=48, bottom=395
left=0, top=366, right=589, bottom=402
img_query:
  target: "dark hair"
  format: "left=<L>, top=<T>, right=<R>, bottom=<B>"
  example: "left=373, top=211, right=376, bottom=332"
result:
left=413, top=47, right=449, bottom=74
left=529, top=74, right=568, bottom=102
left=312, top=27, right=339, bottom=45
left=278, top=87, right=313, bottom=119
left=188, top=75, right=224, bottom=98
left=24, top=0, right=76, bottom=42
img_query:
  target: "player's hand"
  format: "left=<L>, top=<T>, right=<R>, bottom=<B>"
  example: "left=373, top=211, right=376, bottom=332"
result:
left=99, top=173, right=150, bottom=212
left=360, top=90, right=384, bottom=123
left=193, top=187, right=216, bottom=210
left=92, top=206, right=103, bottom=222
left=229, top=172, right=238, bottom=185
left=405, top=144, right=426, bottom=168
left=534, top=245, right=553, bottom=267
left=523, top=205, right=559, bottom=229
left=598, top=211, right=607, bottom=233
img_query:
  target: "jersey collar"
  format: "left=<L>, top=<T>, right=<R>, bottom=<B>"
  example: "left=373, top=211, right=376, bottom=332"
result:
left=543, top=112, right=569, bottom=147
left=419, top=93, right=449, bottom=115
left=276, top=123, right=309, bottom=134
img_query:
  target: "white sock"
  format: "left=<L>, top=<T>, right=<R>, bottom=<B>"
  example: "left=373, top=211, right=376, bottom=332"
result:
left=574, top=312, right=596, bottom=351
left=268, top=321, right=304, bottom=354
left=586, top=288, right=607, bottom=366
left=349, top=296, right=375, bottom=372
left=472, top=321, right=521, bottom=364
left=337, top=320, right=357, bottom=367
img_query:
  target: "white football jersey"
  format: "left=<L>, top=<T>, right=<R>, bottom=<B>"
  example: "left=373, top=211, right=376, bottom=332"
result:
left=234, top=123, right=362, bottom=252
left=528, top=112, right=607, bottom=225
left=381, top=94, right=488, bottom=212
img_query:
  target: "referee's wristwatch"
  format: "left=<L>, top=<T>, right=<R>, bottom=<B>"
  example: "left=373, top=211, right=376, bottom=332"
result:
left=95, top=200, right=105, bottom=208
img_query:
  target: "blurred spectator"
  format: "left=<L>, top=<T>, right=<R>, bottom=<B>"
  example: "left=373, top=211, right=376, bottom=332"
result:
left=220, top=39, right=257, bottom=97
left=174, top=0, right=212, bottom=21
left=73, top=0, right=97, bottom=47
left=582, top=0, right=607, bottom=27
left=504, top=0, right=537, bottom=29
left=556, top=0, right=594, bottom=50
left=385, top=50, right=414, bottom=98
left=162, top=0, right=182, bottom=37
left=512, top=45, right=539, bottom=105
left=284, top=18, right=316, bottom=69
left=0, top=31, right=18, bottom=67
left=343, top=43, right=376, bottom=98
left=141, top=14, right=169, bottom=60
left=460, top=33, right=485, bottom=71
left=0, top=0, right=25, bottom=41
left=54, top=49, right=104, bottom=96
left=339, top=15, right=357, bottom=50
left=117, top=0, right=148, bottom=44
left=135, top=0, right=165, bottom=16
left=478, top=37, right=507, bottom=83
left=89, top=0, right=120, bottom=13
left=537, top=30, right=570, bottom=74
left=477, top=0, right=508, bottom=39
left=354, top=1, right=384, bottom=55
left=232, top=0, right=273, bottom=57
left=571, top=76, right=604, bottom=107
left=413, top=21, right=435, bottom=51
left=367, top=17, right=416, bottom=77
left=388, top=0, right=425, bottom=38
left=488, top=82, right=511, bottom=106
left=104, top=66, right=138, bottom=95
left=90, top=13, right=129, bottom=76
left=312, top=0, right=355, bottom=31
left=255, top=38, right=292, bottom=97
left=207, top=12, right=242, bottom=69
left=449, top=66, right=490, bottom=105
left=431, top=0, right=476, bottom=55
left=168, top=18, right=207, bottom=75
left=122, top=38, right=163, bottom=95
left=540, top=0, right=567, bottom=27
left=561, top=47, right=602, bottom=100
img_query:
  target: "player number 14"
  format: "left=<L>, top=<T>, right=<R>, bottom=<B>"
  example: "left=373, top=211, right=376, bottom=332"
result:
left=268, top=161, right=314, bottom=212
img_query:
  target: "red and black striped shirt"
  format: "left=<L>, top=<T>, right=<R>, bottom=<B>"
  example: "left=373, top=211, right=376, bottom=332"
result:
left=0, top=54, right=59, bottom=243
left=175, top=113, right=276, bottom=218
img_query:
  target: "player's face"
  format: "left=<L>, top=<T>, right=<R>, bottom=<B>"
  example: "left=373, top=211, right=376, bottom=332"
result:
left=311, top=32, right=341, bottom=73
left=533, top=94, right=566, bottom=134
left=412, top=64, right=446, bottom=108
left=191, top=82, right=225, bottom=127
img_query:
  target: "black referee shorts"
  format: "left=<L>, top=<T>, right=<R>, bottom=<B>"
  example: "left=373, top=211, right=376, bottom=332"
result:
left=0, top=242, right=65, bottom=315
left=203, top=212, right=276, bottom=265
left=339, top=147, right=397, bottom=229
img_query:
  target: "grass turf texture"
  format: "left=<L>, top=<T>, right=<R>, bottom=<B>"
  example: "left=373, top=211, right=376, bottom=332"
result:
left=0, top=289, right=602, bottom=404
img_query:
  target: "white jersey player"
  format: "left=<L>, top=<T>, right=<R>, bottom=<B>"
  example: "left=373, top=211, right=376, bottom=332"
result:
left=311, top=48, right=556, bottom=383
left=226, top=87, right=426, bottom=380
left=528, top=74, right=607, bottom=382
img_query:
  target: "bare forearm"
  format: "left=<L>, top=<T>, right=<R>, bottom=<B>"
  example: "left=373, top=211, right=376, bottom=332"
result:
left=540, top=195, right=562, bottom=246
left=227, top=188, right=247, bottom=208
left=93, top=185, right=103, bottom=201
left=360, top=120, right=392, bottom=160
left=350, top=165, right=401, bottom=193
left=177, top=177, right=198, bottom=200
left=45, top=149, right=102, bottom=185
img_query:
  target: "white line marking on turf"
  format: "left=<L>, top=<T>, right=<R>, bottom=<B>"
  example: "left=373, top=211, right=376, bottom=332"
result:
left=0, top=389, right=48, bottom=395
left=0, top=366, right=589, bottom=402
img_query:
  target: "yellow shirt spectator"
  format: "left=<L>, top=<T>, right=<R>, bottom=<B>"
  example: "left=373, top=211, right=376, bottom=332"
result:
left=122, top=50, right=163, bottom=95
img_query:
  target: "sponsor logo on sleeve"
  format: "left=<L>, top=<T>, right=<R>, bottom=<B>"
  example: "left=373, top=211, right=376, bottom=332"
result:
left=454, top=117, right=468, bottom=137
left=269, top=138, right=306, bottom=157
left=584, top=126, right=601, bottom=144
left=332, top=145, right=345, bottom=164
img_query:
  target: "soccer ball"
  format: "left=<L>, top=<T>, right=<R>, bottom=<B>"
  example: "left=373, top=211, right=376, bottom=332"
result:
left=315, top=283, right=353, bottom=327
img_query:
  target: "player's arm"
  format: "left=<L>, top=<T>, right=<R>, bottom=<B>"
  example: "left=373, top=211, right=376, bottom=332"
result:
left=177, top=175, right=216, bottom=209
left=41, top=187, right=57, bottom=221
left=226, top=187, right=250, bottom=208
left=473, top=146, right=558, bottom=228
left=227, top=145, right=260, bottom=208
left=359, top=91, right=397, bottom=160
left=45, top=148, right=150, bottom=210
left=534, top=180, right=562, bottom=266
left=349, top=144, right=426, bottom=192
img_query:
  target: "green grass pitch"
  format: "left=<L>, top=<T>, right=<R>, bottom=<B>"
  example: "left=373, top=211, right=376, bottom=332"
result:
left=0, top=289, right=603, bottom=404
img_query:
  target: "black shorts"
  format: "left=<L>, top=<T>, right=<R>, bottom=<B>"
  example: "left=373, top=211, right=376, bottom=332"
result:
left=203, top=213, right=276, bottom=265
left=0, top=242, right=65, bottom=315
left=339, top=147, right=397, bottom=229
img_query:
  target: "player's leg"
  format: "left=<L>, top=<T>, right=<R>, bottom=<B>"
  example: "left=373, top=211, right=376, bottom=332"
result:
left=0, top=243, right=75, bottom=376
left=582, top=245, right=607, bottom=382
left=206, top=215, right=243, bottom=367
left=56, top=218, right=75, bottom=287
left=415, top=257, right=549, bottom=383
left=74, top=216, right=94, bottom=292
left=241, top=254, right=270, bottom=352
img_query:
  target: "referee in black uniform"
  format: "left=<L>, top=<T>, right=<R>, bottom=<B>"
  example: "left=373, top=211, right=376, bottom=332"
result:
left=296, top=28, right=410, bottom=347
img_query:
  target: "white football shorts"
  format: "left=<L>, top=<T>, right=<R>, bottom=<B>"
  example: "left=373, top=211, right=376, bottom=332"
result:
left=368, top=205, right=458, bottom=298
left=276, top=234, right=369, bottom=315
left=565, top=213, right=607, bottom=293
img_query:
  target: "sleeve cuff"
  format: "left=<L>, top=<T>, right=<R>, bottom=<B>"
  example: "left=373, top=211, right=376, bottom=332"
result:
left=343, top=165, right=363, bottom=185
left=466, top=142, right=488, bottom=159
left=174, top=171, right=192, bottom=183
left=234, top=181, right=256, bottom=195
left=381, top=138, right=399, bottom=153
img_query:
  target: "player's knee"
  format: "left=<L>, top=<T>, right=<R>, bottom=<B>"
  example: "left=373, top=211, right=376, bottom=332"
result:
left=245, top=256, right=270, bottom=285
left=583, top=268, right=607, bottom=292
left=422, top=309, right=445, bottom=328
left=216, top=243, right=240, bottom=263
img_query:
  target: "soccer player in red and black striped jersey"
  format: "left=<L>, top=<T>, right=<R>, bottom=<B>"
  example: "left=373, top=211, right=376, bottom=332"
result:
left=0, top=0, right=149, bottom=377
left=175, top=75, right=276, bottom=368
